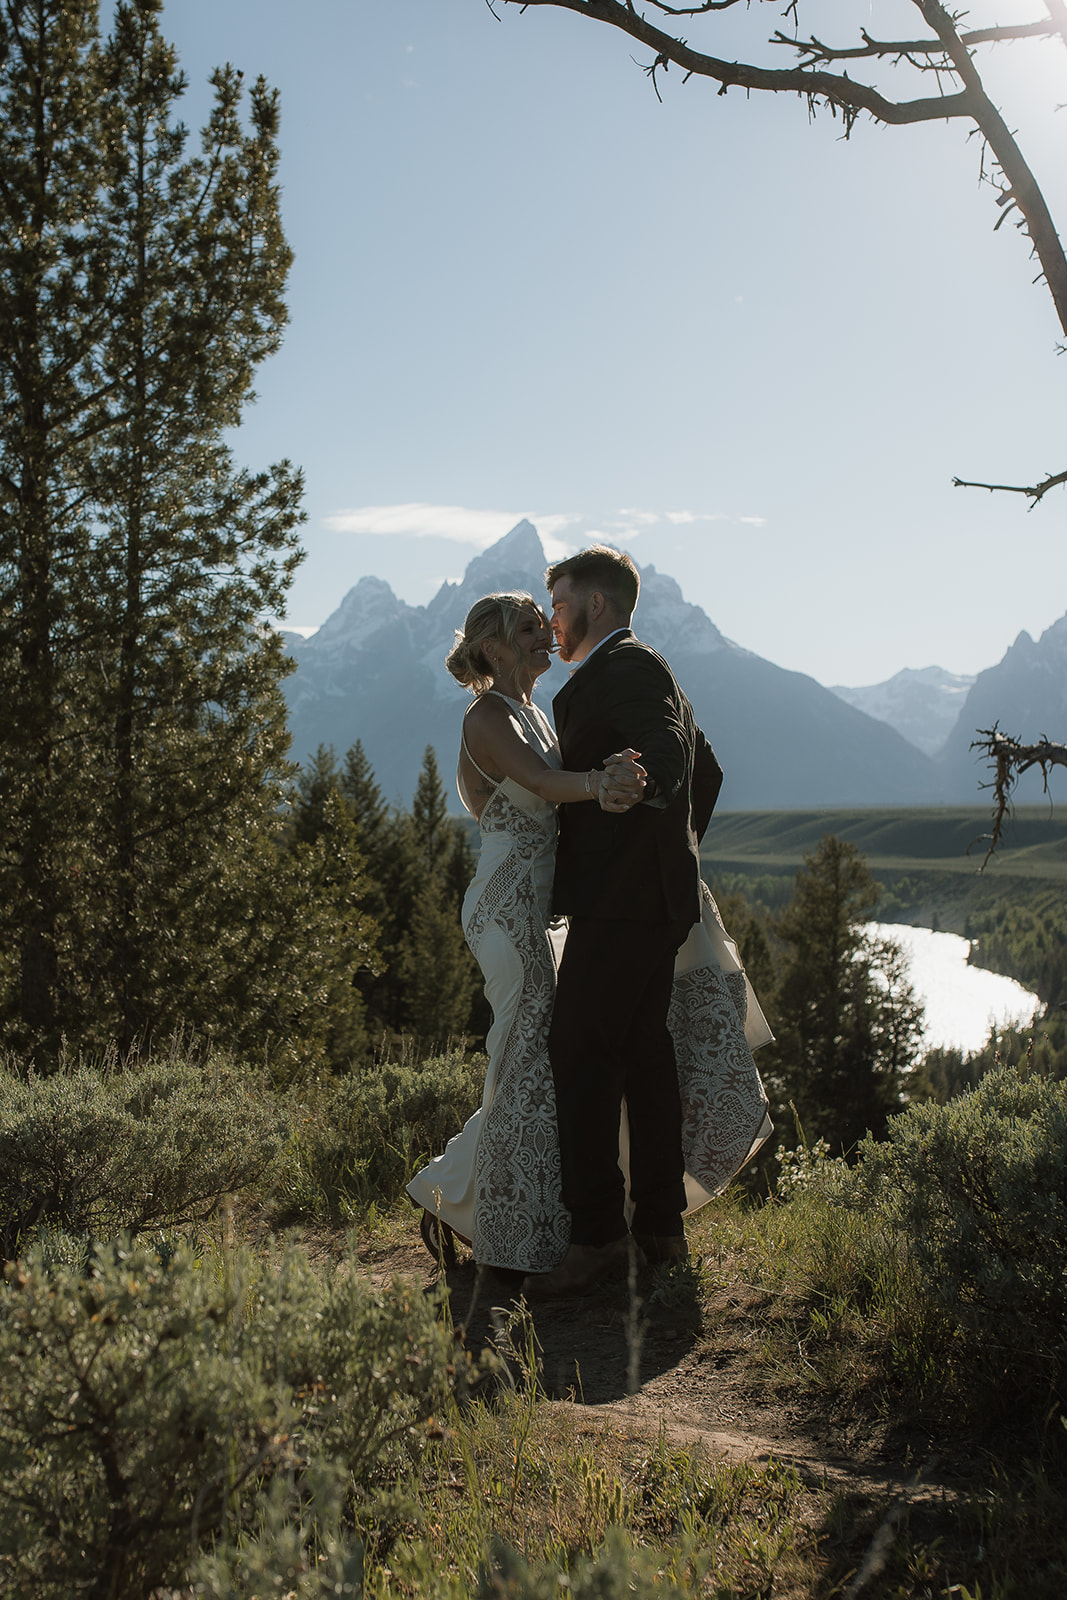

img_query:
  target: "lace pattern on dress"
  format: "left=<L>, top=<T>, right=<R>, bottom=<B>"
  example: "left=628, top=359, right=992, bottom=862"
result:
left=669, top=961, right=771, bottom=1197
left=466, top=787, right=569, bottom=1272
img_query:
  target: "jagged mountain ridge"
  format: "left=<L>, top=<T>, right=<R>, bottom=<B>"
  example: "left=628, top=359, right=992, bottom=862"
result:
left=830, top=667, right=977, bottom=758
left=280, top=521, right=944, bottom=809
left=936, top=614, right=1067, bottom=801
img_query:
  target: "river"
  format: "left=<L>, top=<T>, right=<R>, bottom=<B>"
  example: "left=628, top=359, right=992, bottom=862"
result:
left=865, top=922, right=1040, bottom=1055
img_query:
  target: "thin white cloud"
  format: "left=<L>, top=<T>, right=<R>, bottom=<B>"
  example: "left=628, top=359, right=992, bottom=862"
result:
left=615, top=509, right=662, bottom=526
left=577, top=526, right=646, bottom=551
left=324, top=503, right=585, bottom=550
left=325, top=503, right=520, bottom=546
left=661, top=510, right=768, bottom=528
left=541, top=533, right=575, bottom=563
left=324, top=504, right=768, bottom=554
left=535, top=512, right=585, bottom=541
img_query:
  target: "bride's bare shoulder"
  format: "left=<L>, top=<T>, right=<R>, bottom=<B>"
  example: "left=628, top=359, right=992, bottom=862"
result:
left=465, top=693, right=513, bottom=733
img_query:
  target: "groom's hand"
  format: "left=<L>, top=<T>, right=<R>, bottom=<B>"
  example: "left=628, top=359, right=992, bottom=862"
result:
left=599, top=748, right=646, bottom=811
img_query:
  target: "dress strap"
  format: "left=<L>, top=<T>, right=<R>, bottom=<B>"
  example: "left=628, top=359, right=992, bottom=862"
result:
left=460, top=702, right=497, bottom=783
left=484, top=690, right=549, bottom=752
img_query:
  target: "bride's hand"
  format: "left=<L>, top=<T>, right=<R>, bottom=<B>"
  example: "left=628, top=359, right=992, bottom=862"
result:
left=598, top=749, right=646, bottom=811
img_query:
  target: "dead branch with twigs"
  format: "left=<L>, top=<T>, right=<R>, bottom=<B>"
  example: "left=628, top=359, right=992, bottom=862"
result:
left=497, top=0, right=1067, bottom=503
left=967, top=725, right=1067, bottom=869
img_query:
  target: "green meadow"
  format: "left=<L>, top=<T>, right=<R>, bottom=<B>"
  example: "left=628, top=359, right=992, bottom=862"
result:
left=704, top=805, right=1067, bottom=882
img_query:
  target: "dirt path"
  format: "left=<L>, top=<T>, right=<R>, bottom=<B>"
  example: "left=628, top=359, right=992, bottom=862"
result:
left=362, top=1237, right=958, bottom=1514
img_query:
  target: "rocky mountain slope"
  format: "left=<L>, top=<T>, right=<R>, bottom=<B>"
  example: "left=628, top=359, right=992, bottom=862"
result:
left=830, top=667, right=976, bottom=757
left=936, top=614, right=1067, bottom=802
left=281, top=521, right=943, bottom=810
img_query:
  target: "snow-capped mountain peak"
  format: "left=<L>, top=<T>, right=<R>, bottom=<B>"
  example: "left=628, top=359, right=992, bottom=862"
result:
left=830, top=665, right=976, bottom=756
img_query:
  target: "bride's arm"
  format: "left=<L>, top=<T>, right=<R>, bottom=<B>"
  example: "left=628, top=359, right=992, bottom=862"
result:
left=464, top=697, right=644, bottom=810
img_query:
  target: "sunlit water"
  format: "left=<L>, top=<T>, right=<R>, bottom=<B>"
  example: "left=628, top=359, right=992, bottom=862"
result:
left=865, top=922, right=1040, bottom=1055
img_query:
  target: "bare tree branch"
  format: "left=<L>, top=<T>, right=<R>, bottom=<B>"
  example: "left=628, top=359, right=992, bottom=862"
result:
left=503, top=0, right=1067, bottom=501
left=920, top=0, right=1067, bottom=339
left=772, top=19, right=1063, bottom=69
left=967, top=725, right=1067, bottom=868
left=953, top=467, right=1067, bottom=504
left=505, top=2, right=1067, bottom=330
left=501, top=0, right=978, bottom=129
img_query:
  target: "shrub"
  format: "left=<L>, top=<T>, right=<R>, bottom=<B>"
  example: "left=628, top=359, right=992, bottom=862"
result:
left=858, top=1065, right=1067, bottom=1399
left=0, top=1237, right=456, bottom=1599
left=287, top=1048, right=486, bottom=1220
left=191, top=1473, right=365, bottom=1599
left=477, top=1532, right=692, bottom=1600
left=0, top=1055, right=286, bottom=1255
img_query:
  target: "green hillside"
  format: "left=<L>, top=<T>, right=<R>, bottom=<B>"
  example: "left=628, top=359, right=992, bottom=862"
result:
left=701, top=808, right=1067, bottom=1005
left=703, top=806, right=1067, bottom=882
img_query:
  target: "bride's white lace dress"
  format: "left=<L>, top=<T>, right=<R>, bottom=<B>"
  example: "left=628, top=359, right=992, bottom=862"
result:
left=407, top=693, right=773, bottom=1274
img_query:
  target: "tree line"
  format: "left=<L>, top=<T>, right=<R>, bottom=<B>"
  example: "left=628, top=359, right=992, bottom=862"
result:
left=0, top=1, right=1045, bottom=1143
left=0, top=0, right=362, bottom=1074
left=287, top=741, right=482, bottom=1066
left=715, top=835, right=926, bottom=1158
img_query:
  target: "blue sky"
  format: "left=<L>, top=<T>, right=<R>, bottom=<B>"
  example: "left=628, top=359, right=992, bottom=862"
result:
left=160, top=0, right=1066, bottom=686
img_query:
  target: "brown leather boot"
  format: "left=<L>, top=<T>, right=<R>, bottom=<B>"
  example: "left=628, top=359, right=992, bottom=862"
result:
left=522, top=1236, right=637, bottom=1300
left=632, top=1232, right=689, bottom=1264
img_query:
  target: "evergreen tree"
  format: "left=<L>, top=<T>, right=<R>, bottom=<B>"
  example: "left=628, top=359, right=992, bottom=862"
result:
left=0, top=0, right=315, bottom=1063
left=411, top=745, right=452, bottom=878
left=0, top=0, right=112, bottom=1050
left=359, top=746, right=477, bottom=1045
left=83, top=2, right=304, bottom=1055
left=284, top=754, right=379, bottom=1069
left=292, top=746, right=342, bottom=846
left=340, top=739, right=390, bottom=879
left=337, top=741, right=398, bottom=1040
left=772, top=835, right=921, bottom=1151
left=711, top=887, right=780, bottom=1013
left=399, top=879, right=478, bottom=1044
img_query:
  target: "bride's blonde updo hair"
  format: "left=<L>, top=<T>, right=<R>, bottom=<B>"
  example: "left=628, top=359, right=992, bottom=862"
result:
left=446, top=591, right=547, bottom=695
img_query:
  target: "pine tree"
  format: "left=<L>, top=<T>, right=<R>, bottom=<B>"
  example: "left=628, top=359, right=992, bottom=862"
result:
left=411, top=745, right=452, bottom=878
left=355, top=746, right=474, bottom=1045
left=81, top=3, right=303, bottom=1053
left=284, top=753, right=380, bottom=1069
left=340, top=739, right=390, bottom=876
left=399, top=879, right=478, bottom=1045
left=711, top=887, right=780, bottom=1011
left=292, top=747, right=342, bottom=846
left=0, top=0, right=112, bottom=1050
left=772, top=835, right=920, bottom=1151
left=0, top=1, right=310, bottom=1062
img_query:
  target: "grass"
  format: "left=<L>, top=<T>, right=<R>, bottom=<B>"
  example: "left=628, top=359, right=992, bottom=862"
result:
left=5, top=1041, right=1067, bottom=1597
left=350, top=1182, right=1067, bottom=1600
left=376, top=1305, right=826, bottom=1600
left=703, top=805, right=1067, bottom=882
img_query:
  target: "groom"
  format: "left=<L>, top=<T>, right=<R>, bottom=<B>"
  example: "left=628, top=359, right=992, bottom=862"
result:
left=525, top=545, right=723, bottom=1299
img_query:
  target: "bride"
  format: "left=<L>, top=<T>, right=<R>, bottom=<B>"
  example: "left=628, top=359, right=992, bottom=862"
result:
left=407, top=590, right=772, bottom=1280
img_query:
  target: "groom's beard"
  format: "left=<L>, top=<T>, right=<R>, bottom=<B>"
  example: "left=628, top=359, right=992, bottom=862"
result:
left=556, top=603, right=590, bottom=663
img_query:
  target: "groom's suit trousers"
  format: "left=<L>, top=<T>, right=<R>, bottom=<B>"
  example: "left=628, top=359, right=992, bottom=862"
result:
left=549, top=913, right=691, bottom=1244
left=550, top=630, right=722, bottom=1247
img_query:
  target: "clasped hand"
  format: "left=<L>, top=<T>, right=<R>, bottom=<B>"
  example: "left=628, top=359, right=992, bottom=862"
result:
left=597, top=748, right=646, bottom=813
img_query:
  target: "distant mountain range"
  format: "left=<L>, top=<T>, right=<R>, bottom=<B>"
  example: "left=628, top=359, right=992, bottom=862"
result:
left=936, top=615, right=1067, bottom=803
left=279, top=521, right=1066, bottom=811
left=829, top=667, right=977, bottom=757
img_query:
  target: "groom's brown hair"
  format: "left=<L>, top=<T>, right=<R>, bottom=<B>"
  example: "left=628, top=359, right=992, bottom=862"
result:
left=545, top=545, right=639, bottom=620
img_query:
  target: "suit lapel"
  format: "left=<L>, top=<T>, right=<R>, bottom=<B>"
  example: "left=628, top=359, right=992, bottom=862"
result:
left=552, top=631, right=634, bottom=750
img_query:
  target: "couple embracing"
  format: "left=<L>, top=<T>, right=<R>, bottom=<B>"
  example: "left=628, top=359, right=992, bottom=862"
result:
left=408, top=545, right=772, bottom=1300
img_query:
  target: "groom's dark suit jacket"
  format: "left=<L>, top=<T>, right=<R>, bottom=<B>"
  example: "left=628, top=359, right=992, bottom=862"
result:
left=551, top=630, right=722, bottom=926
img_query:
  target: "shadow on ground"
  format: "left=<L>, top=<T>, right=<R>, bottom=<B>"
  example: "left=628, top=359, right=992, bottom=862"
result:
left=439, top=1253, right=704, bottom=1404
